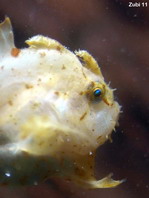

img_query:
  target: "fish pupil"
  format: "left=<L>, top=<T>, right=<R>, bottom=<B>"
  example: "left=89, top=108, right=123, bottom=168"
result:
left=94, top=89, right=102, bottom=97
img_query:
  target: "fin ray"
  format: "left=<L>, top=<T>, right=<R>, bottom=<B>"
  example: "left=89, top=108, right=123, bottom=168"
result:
left=75, top=50, right=103, bottom=77
left=0, top=17, right=15, bottom=58
left=25, top=35, right=66, bottom=51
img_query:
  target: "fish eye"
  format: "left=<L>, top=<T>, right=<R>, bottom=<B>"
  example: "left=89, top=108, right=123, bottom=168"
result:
left=93, top=88, right=102, bottom=97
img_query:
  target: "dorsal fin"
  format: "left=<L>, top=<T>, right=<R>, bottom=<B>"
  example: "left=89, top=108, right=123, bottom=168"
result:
left=75, top=50, right=103, bottom=78
left=0, top=17, right=15, bottom=58
left=25, top=35, right=66, bottom=52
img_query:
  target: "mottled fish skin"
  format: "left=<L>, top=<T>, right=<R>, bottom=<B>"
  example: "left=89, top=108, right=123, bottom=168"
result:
left=0, top=17, right=123, bottom=188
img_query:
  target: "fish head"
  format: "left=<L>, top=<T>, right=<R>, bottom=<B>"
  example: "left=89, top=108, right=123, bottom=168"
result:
left=15, top=39, right=120, bottom=157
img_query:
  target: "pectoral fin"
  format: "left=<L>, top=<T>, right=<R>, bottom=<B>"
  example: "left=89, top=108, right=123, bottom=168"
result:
left=73, top=173, right=124, bottom=189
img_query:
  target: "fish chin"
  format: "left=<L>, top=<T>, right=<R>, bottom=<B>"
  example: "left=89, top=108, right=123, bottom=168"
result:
left=80, top=100, right=121, bottom=150
left=96, top=101, right=120, bottom=142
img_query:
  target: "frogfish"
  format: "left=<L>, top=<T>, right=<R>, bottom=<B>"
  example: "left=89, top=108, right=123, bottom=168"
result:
left=0, top=17, right=122, bottom=188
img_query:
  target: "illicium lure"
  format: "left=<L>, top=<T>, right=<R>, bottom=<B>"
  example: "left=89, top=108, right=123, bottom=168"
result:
left=0, top=17, right=122, bottom=188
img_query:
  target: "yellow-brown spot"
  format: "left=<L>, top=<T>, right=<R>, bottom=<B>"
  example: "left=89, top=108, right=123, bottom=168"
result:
left=25, top=84, right=33, bottom=89
left=80, top=112, right=87, bottom=121
left=22, top=150, right=30, bottom=157
left=38, top=141, right=44, bottom=146
left=11, top=48, right=20, bottom=57
left=79, top=91, right=83, bottom=95
left=97, top=136, right=102, bottom=140
left=57, top=46, right=61, bottom=51
left=97, top=136, right=104, bottom=144
left=81, top=67, right=87, bottom=79
left=8, top=100, right=13, bottom=106
left=55, top=91, right=59, bottom=95
left=62, top=65, right=66, bottom=70
left=40, top=52, right=46, bottom=57
left=32, top=102, right=40, bottom=110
